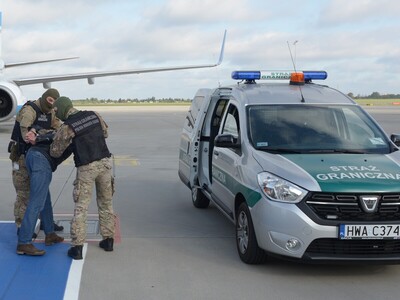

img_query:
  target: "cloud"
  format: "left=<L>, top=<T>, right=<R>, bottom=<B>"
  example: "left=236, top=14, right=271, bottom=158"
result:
left=1, top=0, right=400, bottom=100
left=144, top=0, right=266, bottom=26
left=319, top=0, right=400, bottom=26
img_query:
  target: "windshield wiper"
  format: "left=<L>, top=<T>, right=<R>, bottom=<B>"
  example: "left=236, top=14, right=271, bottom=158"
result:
left=257, top=147, right=367, bottom=154
left=256, top=147, right=303, bottom=154
left=306, top=149, right=366, bottom=154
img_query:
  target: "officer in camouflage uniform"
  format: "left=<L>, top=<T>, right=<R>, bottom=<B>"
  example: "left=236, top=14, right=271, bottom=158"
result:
left=50, top=96, right=115, bottom=260
left=9, top=88, right=64, bottom=232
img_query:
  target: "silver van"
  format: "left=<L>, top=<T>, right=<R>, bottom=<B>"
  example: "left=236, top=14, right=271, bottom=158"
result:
left=178, top=70, right=400, bottom=264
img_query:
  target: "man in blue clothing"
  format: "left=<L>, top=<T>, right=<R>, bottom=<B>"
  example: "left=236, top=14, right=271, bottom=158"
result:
left=16, top=130, right=71, bottom=256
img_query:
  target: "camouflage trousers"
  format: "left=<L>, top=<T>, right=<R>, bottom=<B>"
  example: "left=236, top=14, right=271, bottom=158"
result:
left=71, top=157, right=115, bottom=246
left=12, top=155, right=30, bottom=227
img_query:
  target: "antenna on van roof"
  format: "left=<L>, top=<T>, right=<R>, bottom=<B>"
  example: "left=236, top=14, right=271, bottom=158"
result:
left=293, top=40, right=298, bottom=65
left=287, top=41, right=305, bottom=103
left=287, top=40, right=298, bottom=74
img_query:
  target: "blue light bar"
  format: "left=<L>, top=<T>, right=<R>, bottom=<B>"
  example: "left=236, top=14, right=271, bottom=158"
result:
left=303, top=71, right=328, bottom=80
left=231, top=71, right=260, bottom=80
left=231, top=70, right=327, bottom=81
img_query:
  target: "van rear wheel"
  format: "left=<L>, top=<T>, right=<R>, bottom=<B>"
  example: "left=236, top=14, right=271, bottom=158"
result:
left=236, top=202, right=267, bottom=264
left=191, top=187, right=210, bottom=208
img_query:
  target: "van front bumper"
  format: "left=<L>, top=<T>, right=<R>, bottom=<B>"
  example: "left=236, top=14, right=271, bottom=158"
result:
left=251, top=198, right=400, bottom=263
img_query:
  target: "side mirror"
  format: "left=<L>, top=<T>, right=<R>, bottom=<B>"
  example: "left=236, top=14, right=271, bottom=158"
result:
left=214, top=134, right=240, bottom=148
left=390, top=134, right=400, bottom=147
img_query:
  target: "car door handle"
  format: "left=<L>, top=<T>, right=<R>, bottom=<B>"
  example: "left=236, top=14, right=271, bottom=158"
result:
left=214, top=150, right=219, bottom=156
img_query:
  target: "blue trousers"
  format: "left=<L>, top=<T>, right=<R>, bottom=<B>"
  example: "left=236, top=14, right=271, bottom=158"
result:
left=18, top=149, right=55, bottom=244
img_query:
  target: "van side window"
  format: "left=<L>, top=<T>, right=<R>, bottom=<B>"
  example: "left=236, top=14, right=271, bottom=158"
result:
left=221, top=104, right=241, bottom=155
left=222, top=105, right=239, bottom=138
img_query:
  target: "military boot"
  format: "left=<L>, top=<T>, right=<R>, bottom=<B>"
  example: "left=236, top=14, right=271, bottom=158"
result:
left=40, top=222, right=64, bottom=231
left=53, top=223, right=64, bottom=231
left=99, top=237, right=114, bottom=252
left=68, top=245, right=83, bottom=260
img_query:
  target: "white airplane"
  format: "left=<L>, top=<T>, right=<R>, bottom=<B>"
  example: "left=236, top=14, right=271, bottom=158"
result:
left=0, top=12, right=226, bottom=123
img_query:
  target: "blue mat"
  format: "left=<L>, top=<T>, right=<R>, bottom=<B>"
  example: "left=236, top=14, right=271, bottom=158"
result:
left=0, top=222, right=72, bottom=300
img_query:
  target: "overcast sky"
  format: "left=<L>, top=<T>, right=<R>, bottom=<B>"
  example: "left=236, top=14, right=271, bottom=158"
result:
left=2, top=0, right=400, bottom=100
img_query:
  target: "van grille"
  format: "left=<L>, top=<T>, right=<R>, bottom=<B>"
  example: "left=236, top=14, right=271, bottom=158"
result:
left=306, top=238, right=400, bottom=256
left=305, top=193, right=400, bottom=222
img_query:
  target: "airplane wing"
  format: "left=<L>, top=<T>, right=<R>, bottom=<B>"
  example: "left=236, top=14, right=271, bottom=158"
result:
left=13, top=30, right=226, bottom=89
left=5, top=57, right=79, bottom=68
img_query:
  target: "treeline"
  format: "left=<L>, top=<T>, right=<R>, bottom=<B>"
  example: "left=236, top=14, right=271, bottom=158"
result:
left=348, top=92, right=400, bottom=99
left=73, top=97, right=191, bottom=104
left=71, top=93, right=400, bottom=103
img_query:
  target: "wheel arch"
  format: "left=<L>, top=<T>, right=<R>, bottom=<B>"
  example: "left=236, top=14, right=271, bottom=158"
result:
left=234, top=193, right=247, bottom=220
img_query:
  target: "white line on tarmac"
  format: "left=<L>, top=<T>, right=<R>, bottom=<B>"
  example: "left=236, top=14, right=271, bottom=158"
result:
left=63, top=243, right=88, bottom=300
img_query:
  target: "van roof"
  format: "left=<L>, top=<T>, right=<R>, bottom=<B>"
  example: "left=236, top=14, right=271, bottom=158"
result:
left=228, top=82, right=357, bottom=106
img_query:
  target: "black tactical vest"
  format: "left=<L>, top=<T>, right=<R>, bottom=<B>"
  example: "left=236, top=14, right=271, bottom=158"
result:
left=10, top=101, right=52, bottom=156
left=64, top=111, right=111, bottom=167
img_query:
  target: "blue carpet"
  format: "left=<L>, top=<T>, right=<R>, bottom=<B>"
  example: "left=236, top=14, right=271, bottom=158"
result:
left=0, top=222, right=72, bottom=300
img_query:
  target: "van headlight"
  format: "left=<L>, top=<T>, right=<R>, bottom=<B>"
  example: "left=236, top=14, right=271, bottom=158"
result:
left=257, top=172, right=307, bottom=203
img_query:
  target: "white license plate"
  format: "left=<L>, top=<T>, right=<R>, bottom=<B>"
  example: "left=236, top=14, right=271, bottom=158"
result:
left=339, top=224, right=400, bottom=240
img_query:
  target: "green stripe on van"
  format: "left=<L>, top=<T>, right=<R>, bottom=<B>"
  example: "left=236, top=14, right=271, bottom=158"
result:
left=283, top=154, right=400, bottom=193
left=212, top=166, right=262, bottom=207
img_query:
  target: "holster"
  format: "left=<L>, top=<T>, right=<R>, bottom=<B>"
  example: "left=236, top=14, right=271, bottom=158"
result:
left=8, top=141, right=15, bottom=153
left=8, top=141, right=20, bottom=162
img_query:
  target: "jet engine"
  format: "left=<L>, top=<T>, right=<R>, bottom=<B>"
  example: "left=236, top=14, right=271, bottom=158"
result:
left=0, top=82, right=25, bottom=122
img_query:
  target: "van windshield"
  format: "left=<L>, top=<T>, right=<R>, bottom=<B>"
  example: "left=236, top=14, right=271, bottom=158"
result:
left=247, top=105, right=392, bottom=154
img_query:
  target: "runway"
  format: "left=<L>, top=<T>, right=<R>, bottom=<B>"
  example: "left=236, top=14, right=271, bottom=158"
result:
left=0, top=105, right=400, bottom=300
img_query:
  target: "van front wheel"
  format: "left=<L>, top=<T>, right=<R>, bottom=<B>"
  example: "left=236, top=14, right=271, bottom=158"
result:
left=236, top=202, right=267, bottom=264
left=191, top=187, right=210, bottom=208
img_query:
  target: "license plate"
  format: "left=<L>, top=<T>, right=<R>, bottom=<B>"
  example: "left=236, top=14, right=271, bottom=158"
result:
left=339, top=224, right=400, bottom=240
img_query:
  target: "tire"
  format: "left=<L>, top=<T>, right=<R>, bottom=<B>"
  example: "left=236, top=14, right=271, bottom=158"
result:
left=236, top=202, right=267, bottom=264
left=191, top=187, right=210, bottom=208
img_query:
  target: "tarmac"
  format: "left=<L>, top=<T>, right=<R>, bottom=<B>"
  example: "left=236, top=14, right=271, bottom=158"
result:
left=1, top=105, right=400, bottom=300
